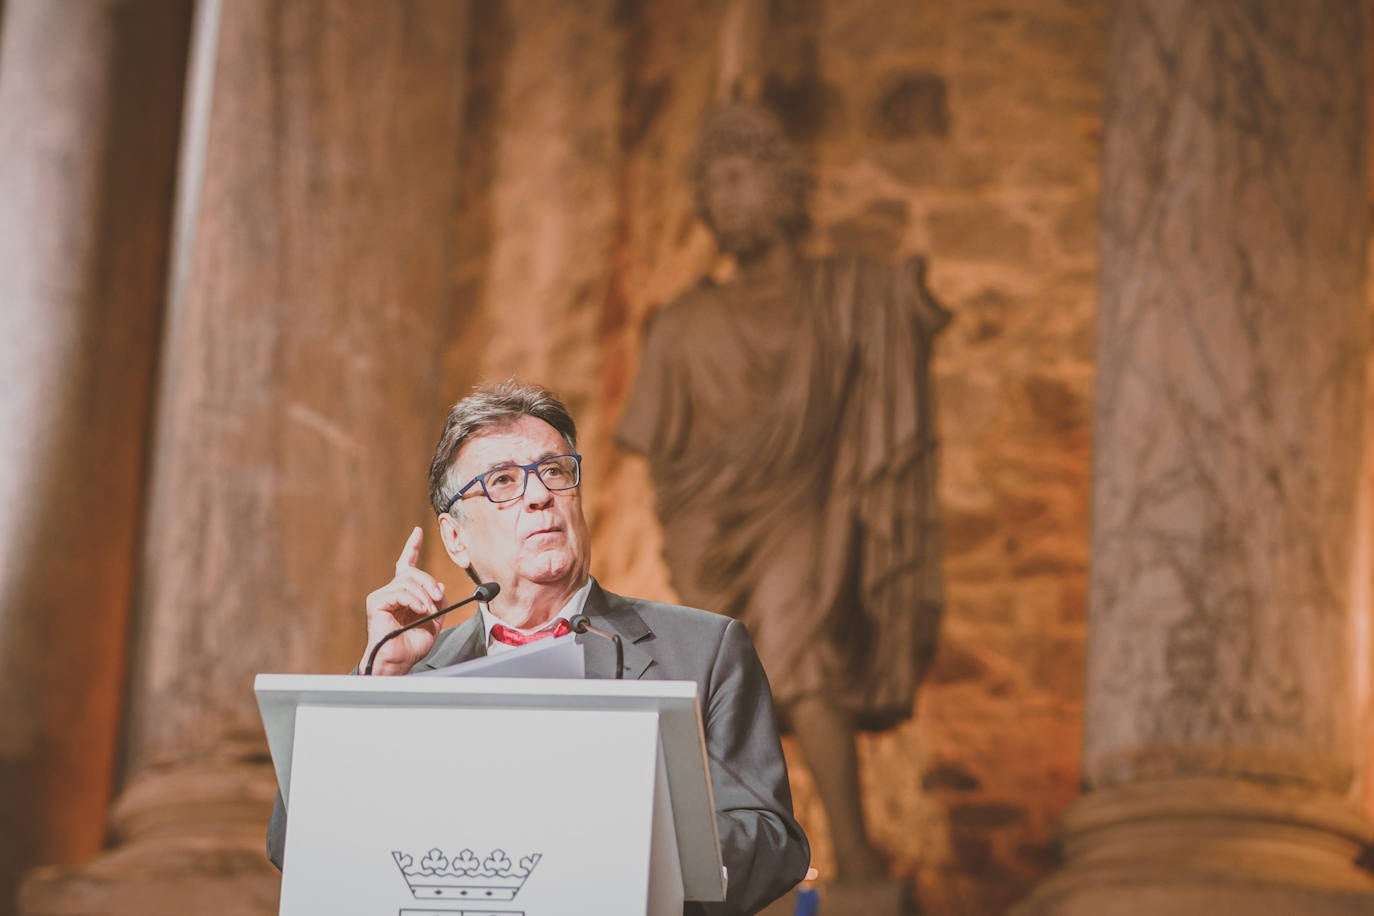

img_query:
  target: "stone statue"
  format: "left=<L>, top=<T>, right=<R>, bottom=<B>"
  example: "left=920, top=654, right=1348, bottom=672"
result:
left=616, top=102, right=948, bottom=888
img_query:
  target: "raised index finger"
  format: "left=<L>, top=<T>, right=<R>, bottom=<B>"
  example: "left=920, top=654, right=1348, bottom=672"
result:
left=395, top=526, right=423, bottom=570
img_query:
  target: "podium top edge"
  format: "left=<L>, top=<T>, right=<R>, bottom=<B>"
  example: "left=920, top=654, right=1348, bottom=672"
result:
left=254, top=672, right=698, bottom=701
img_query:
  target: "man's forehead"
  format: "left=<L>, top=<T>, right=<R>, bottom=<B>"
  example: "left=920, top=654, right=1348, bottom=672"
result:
left=453, top=416, right=564, bottom=470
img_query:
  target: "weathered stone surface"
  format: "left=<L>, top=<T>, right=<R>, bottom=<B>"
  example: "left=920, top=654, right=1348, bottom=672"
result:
left=1023, top=372, right=1089, bottom=433
left=960, top=287, right=1012, bottom=344
left=923, top=761, right=984, bottom=793
left=927, top=203, right=1034, bottom=261
left=757, top=0, right=834, bottom=142
left=828, top=197, right=910, bottom=260
left=871, top=143, right=1000, bottom=190
left=950, top=801, right=1029, bottom=830
left=22, top=2, right=473, bottom=913
left=1020, top=151, right=1089, bottom=188
left=926, top=639, right=992, bottom=685
left=1027, top=636, right=1086, bottom=700
left=1021, top=781, right=1374, bottom=915
left=3, top=0, right=1113, bottom=912
left=950, top=830, right=994, bottom=870
left=1021, top=0, right=1374, bottom=912
left=0, top=0, right=189, bottom=905
left=943, top=506, right=1001, bottom=557
left=1053, top=193, right=1098, bottom=256
left=124, top=0, right=472, bottom=773
left=870, top=70, right=950, bottom=140
left=1086, top=0, right=1368, bottom=794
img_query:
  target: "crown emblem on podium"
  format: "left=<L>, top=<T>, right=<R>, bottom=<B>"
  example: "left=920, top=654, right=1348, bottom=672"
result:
left=392, top=848, right=542, bottom=901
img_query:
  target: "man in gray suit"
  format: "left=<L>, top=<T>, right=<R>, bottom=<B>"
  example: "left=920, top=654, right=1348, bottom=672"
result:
left=268, top=380, right=809, bottom=916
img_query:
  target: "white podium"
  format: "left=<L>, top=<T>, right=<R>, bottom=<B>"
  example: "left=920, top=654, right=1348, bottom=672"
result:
left=256, top=674, right=726, bottom=916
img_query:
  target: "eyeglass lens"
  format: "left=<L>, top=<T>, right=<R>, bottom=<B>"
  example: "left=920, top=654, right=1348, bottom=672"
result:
left=484, top=455, right=579, bottom=502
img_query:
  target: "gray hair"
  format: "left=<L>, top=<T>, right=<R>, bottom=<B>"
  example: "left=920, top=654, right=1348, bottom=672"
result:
left=428, top=380, right=578, bottom=516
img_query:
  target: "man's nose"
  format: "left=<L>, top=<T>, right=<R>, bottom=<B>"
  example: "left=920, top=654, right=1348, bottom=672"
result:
left=522, top=469, right=554, bottom=508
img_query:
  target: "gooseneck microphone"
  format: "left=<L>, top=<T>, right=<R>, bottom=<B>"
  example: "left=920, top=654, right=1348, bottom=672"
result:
left=363, top=581, right=500, bottom=676
left=568, top=613, right=624, bottom=679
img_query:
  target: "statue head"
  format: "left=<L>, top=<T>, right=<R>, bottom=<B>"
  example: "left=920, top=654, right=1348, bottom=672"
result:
left=692, top=103, right=810, bottom=256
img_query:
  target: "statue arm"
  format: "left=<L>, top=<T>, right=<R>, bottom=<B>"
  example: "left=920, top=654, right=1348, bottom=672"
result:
left=899, top=254, right=952, bottom=336
left=616, top=303, right=703, bottom=461
left=615, top=307, right=675, bottom=456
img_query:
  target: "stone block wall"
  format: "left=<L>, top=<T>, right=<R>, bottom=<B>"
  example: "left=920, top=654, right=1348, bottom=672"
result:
left=16, top=2, right=1374, bottom=915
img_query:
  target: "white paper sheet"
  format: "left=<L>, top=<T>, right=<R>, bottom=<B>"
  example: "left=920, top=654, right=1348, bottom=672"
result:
left=414, top=633, right=585, bottom=679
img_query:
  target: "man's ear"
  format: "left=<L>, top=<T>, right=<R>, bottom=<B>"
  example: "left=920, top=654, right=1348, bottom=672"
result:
left=437, top=513, right=469, bottom=570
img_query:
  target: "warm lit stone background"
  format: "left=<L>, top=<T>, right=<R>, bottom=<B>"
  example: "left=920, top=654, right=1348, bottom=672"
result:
left=1, top=0, right=1099, bottom=912
left=12, top=0, right=1371, bottom=914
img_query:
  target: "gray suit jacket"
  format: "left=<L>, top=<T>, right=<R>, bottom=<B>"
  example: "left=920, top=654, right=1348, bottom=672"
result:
left=267, top=580, right=810, bottom=915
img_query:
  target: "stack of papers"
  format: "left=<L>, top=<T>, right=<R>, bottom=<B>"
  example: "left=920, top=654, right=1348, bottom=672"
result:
left=414, top=636, right=585, bottom=680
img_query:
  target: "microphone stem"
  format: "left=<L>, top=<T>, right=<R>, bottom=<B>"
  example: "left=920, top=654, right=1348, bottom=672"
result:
left=572, top=616, right=624, bottom=679
left=362, top=596, right=469, bottom=676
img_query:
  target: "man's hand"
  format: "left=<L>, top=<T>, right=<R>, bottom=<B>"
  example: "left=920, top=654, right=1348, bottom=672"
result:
left=360, top=526, right=446, bottom=676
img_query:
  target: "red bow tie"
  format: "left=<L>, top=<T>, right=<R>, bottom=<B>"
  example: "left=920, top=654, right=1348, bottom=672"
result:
left=490, top=618, right=573, bottom=647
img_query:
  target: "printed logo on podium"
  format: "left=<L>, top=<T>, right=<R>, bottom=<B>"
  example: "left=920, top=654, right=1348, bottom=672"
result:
left=392, top=847, right=542, bottom=916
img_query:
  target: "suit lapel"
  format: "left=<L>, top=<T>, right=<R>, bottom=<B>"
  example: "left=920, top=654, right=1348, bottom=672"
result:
left=580, top=580, right=655, bottom=681
left=415, top=613, right=487, bottom=671
left=412, top=581, right=655, bottom=679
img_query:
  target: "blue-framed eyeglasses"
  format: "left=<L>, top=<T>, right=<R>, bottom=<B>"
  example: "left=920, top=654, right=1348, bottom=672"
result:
left=443, top=454, right=582, bottom=511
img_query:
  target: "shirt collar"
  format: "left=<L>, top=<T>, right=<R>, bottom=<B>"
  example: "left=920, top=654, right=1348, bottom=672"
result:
left=479, top=578, right=593, bottom=649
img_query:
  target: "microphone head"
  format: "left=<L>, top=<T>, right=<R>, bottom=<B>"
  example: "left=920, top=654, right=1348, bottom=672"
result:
left=567, top=613, right=591, bottom=634
left=474, top=581, right=501, bottom=603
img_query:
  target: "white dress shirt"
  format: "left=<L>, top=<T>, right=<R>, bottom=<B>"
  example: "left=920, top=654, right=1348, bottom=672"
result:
left=478, top=578, right=592, bottom=655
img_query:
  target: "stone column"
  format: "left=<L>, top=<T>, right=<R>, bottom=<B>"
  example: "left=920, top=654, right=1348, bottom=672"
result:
left=0, top=0, right=189, bottom=906
left=1019, top=1, right=1373, bottom=913
left=20, top=2, right=473, bottom=913
left=451, top=0, right=624, bottom=574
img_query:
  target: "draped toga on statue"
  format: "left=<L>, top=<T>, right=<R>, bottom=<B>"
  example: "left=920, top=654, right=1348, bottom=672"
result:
left=616, top=254, right=949, bottom=731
